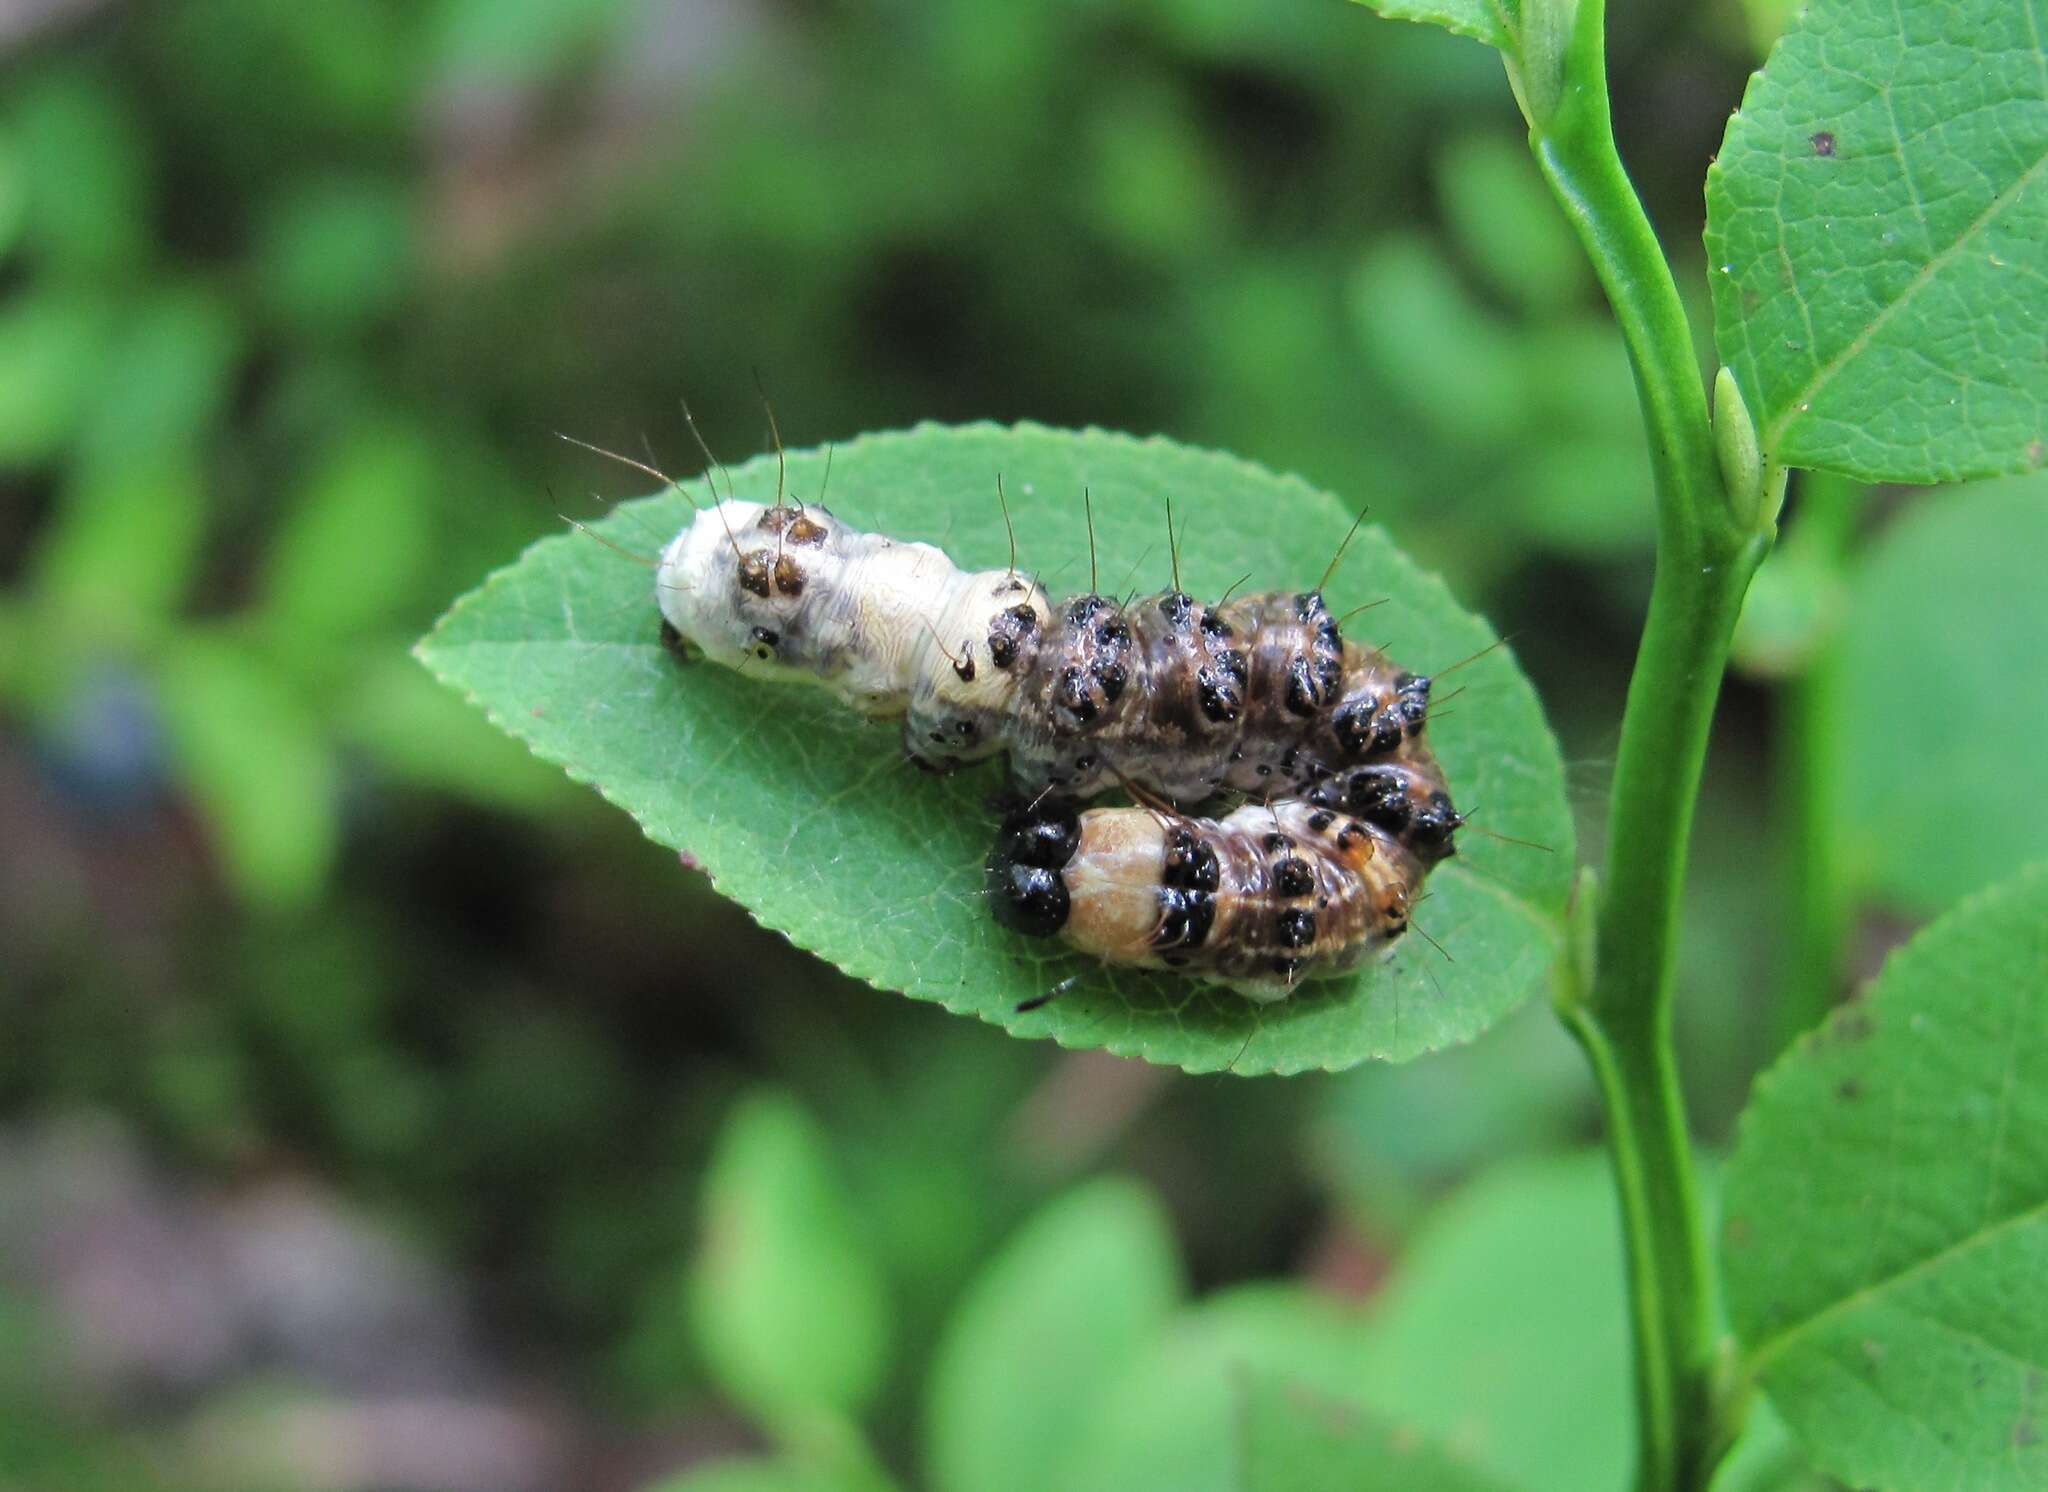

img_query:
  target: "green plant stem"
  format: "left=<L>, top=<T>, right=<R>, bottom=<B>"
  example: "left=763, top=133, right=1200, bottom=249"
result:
left=1769, top=471, right=1863, bottom=1053
left=1523, top=1, right=1771, bottom=1488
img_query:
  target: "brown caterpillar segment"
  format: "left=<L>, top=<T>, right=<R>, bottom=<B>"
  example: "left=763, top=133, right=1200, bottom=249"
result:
left=989, top=782, right=1430, bottom=1003
left=1301, top=751, right=1462, bottom=866
left=1001, top=587, right=1423, bottom=800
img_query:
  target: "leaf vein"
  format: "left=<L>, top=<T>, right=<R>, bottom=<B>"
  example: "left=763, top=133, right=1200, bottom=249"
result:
left=1764, top=138, right=2048, bottom=454
left=1746, top=1199, right=2048, bottom=1376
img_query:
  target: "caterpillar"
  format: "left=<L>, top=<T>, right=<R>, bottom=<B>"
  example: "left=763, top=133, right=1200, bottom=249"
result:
left=986, top=754, right=1459, bottom=1001
left=656, top=493, right=1438, bottom=804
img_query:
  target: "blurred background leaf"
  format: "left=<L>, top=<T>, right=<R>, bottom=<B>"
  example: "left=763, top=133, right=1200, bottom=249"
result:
left=924, top=1177, right=1180, bottom=1492
left=1239, top=1373, right=1521, bottom=1492
left=1834, top=474, right=2048, bottom=916
left=684, top=1090, right=895, bottom=1425
left=1353, top=1153, right=1635, bottom=1492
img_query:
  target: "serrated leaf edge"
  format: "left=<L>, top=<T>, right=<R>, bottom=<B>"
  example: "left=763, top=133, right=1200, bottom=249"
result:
left=1725, top=860, right=2048, bottom=1378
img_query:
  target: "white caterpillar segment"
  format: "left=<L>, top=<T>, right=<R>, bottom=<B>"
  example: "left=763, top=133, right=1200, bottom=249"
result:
left=656, top=497, right=1052, bottom=727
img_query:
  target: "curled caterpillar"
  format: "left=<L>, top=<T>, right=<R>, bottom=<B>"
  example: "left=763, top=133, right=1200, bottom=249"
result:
left=987, top=755, right=1459, bottom=1000
left=657, top=495, right=1435, bottom=802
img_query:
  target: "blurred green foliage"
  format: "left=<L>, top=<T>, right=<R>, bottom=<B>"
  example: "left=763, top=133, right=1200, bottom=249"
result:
left=0, top=0, right=2029, bottom=1487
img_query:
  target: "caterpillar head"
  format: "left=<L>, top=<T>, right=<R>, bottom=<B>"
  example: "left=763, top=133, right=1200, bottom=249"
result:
left=655, top=500, right=902, bottom=714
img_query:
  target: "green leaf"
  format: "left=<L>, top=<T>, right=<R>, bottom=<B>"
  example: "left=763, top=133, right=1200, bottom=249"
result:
left=1355, top=1154, right=1633, bottom=1492
left=31, top=453, right=209, bottom=643
left=1436, top=132, right=1590, bottom=316
left=1318, top=1000, right=1590, bottom=1206
left=1062, top=1285, right=1372, bottom=1492
left=641, top=1453, right=889, bottom=1492
left=1240, top=1374, right=1522, bottom=1492
left=1348, top=0, right=1514, bottom=52
left=1723, top=862, right=2048, bottom=1492
left=1709, top=1398, right=1829, bottom=1492
left=155, top=633, right=339, bottom=910
left=72, top=284, right=242, bottom=470
left=418, top=425, right=1573, bottom=1076
left=639, top=1414, right=899, bottom=1492
left=253, top=175, right=414, bottom=338
left=338, top=654, right=574, bottom=815
left=1349, top=235, right=1527, bottom=448
left=925, top=1178, right=1180, bottom=1492
left=687, top=1090, right=894, bottom=1424
left=10, top=65, right=151, bottom=278
left=1705, top=0, right=2048, bottom=482
left=0, top=286, right=116, bottom=468
left=262, top=419, right=435, bottom=644
left=1836, top=475, right=2048, bottom=914
left=641, top=1464, right=823, bottom=1492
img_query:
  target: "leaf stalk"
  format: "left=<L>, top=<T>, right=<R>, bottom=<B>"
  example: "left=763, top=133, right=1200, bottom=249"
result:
left=1520, top=0, right=1772, bottom=1486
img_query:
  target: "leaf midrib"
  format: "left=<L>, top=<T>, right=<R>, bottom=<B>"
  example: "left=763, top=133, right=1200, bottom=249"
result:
left=1759, top=87, right=2048, bottom=451
left=1742, top=1194, right=2048, bottom=1379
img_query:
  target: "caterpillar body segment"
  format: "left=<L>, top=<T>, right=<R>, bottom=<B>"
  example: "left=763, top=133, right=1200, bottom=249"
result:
left=983, top=586, right=1431, bottom=802
left=988, top=784, right=1432, bottom=1001
left=1300, top=754, right=1463, bottom=867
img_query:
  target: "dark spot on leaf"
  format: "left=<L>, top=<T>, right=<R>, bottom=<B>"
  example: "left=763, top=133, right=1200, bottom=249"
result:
left=1810, top=130, right=1835, bottom=156
left=1836, top=1077, right=1862, bottom=1102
